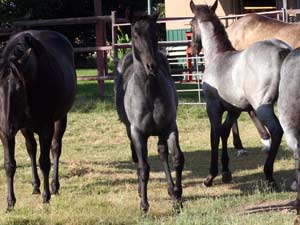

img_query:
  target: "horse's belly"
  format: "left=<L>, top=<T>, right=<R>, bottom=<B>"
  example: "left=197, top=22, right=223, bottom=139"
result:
left=203, top=81, right=250, bottom=110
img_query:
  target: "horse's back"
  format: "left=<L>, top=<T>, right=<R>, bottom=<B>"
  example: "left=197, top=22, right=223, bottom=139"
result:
left=227, top=14, right=300, bottom=50
left=5, top=30, right=76, bottom=122
left=204, top=39, right=291, bottom=110
left=240, top=39, right=291, bottom=108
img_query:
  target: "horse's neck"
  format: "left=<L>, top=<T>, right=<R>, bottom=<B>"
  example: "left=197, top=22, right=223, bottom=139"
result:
left=199, top=19, right=234, bottom=64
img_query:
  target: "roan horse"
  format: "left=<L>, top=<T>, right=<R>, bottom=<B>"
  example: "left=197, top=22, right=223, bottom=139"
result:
left=0, top=30, right=76, bottom=211
left=191, top=20, right=272, bottom=155
left=225, top=14, right=300, bottom=154
left=278, top=47, right=300, bottom=213
left=115, top=12, right=185, bottom=212
left=190, top=0, right=291, bottom=187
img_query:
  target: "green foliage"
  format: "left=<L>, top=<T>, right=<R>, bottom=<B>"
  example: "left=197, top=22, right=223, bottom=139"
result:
left=107, top=26, right=131, bottom=72
left=155, top=3, right=165, bottom=18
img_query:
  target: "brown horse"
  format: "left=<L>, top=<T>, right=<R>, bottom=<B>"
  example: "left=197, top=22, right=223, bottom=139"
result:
left=227, top=14, right=300, bottom=51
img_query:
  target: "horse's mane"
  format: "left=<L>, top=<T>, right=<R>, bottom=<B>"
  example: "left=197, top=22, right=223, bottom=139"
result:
left=193, top=5, right=235, bottom=52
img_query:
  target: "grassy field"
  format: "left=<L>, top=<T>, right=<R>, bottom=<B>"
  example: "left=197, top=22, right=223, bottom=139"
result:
left=0, top=70, right=297, bottom=224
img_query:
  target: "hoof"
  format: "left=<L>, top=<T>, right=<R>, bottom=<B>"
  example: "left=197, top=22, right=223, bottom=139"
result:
left=222, top=171, right=232, bottom=183
left=295, top=216, right=300, bottom=225
left=140, top=202, right=149, bottom=214
left=42, top=192, right=51, bottom=204
left=268, top=180, right=279, bottom=192
left=5, top=206, right=14, bottom=213
left=291, top=180, right=298, bottom=192
left=32, top=188, right=41, bottom=195
left=172, top=198, right=183, bottom=214
left=203, top=175, right=214, bottom=187
left=6, top=199, right=16, bottom=213
left=237, top=149, right=247, bottom=157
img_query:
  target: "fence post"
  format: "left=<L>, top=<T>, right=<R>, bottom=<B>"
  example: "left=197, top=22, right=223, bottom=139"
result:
left=111, top=11, right=118, bottom=76
left=94, top=0, right=105, bottom=95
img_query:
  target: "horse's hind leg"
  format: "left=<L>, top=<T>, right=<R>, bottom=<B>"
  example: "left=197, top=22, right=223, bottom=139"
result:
left=204, top=100, right=223, bottom=187
left=282, top=129, right=300, bottom=212
left=39, top=124, right=54, bottom=203
left=51, top=116, right=67, bottom=194
left=165, top=126, right=185, bottom=211
left=21, top=128, right=40, bottom=194
left=248, top=110, right=271, bottom=151
left=130, top=126, right=149, bottom=213
left=125, top=126, right=141, bottom=196
left=221, top=111, right=241, bottom=183
left=232, top=121, right=245, bottom=152
left=256, top=104, right=283, bottom=185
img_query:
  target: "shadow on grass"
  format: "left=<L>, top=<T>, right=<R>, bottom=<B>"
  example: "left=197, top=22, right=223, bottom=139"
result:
left=2, top=217, right=46, bottom=225
left=93, top=146, right=295, bottom=197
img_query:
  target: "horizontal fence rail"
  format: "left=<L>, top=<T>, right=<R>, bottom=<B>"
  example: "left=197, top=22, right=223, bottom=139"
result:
left=3, top=8, right=300, bottom=103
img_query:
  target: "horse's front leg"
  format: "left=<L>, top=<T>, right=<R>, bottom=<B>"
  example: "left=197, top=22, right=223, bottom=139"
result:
left=204, top=100, right=223, bottom=187
left=221, top=111, right=241, bottom=183
left=39, top=124, right=54, bottom=203
left=157, top=136, right=174, bottom=195
left=21, top=129, right=40, bottom=194
left=1, top=136, right=16, bottom=211
left=166, top=125, right=185, bottom=211
left=51, top=116, right=67, bottom=194
left=256, top=104, right=283, bottom=186
left=130, top=126, right=149, bottom=213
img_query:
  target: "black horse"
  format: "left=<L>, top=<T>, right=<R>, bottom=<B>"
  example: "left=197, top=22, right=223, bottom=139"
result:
left=0, top=30, right=76, bottom=211
left=190, top=0, right=291, bottom=187
left=115, top=12, right=185, bottom=213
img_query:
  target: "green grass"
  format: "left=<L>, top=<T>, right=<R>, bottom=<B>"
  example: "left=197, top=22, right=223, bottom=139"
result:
left=0, top=78, right=297, bottom=224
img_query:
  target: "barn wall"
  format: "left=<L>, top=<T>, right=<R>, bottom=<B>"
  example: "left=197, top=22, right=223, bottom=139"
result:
left=165, top=0, right=241, bottom=31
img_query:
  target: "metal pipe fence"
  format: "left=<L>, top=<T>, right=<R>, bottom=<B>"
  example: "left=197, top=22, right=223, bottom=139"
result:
left=5, top=8, right=300, bottom=104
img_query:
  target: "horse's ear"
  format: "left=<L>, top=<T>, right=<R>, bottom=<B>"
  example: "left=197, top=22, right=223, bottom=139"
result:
left=190, top=0, right=196, bottom=13
left=151, top=10, right=160, bottom=21
left=210, top=0, right=218, bottom=13
left=16, top=34, right=33, bottom=65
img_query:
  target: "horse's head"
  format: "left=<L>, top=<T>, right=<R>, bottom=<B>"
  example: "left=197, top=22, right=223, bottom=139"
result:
left=0, top=37, right=32, bottom=137
left=190, top=0, right=218, bottom=55
left=128, top=11, right=159, bottom=77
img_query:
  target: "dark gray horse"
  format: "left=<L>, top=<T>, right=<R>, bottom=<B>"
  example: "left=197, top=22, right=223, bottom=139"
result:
left=190, top=0, right=291, bottom=187
left=278, top=48, right=300, bottom=213
left=115, top=12, right=185, bottom=213
left=0, top=30, right=76, bottom=211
